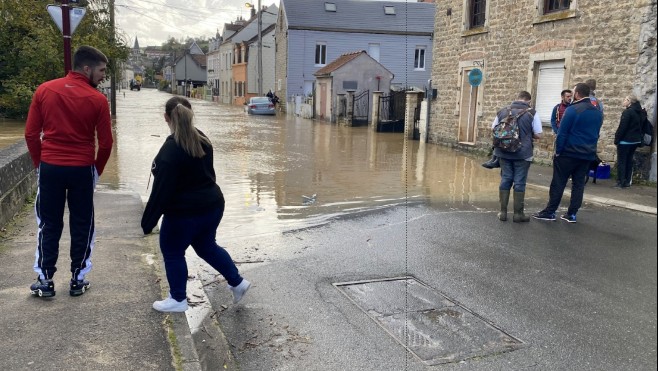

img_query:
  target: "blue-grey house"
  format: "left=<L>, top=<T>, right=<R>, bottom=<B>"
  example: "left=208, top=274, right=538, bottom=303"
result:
left=274, top=0, right=435, bottom=108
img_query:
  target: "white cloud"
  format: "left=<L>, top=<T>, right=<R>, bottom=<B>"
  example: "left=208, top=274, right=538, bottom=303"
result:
left=115, top=0, right=279, bottom=47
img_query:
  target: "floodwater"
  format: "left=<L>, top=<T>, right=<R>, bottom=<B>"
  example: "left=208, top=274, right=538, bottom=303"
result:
left=0, top=118, right=25, bottom=150
left=3, top=89, right=503, bottom=239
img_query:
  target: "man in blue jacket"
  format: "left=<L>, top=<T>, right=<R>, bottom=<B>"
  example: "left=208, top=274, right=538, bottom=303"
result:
left=533, top=82, right=603, bottom=223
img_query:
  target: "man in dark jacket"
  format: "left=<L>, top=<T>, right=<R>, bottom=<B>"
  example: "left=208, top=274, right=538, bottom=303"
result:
left=614, top=95, right=643, bottom=188
left=491, top=91, right=543, bottom=222
left=533, top=82, right=603, bottom=223
left=550, top=89, right=572, bottom=134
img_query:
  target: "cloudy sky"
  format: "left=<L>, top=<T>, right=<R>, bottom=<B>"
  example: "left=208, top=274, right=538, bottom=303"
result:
left=115, top=0, right=280, bottom=48
left=114, top=0, right=414, bottom=48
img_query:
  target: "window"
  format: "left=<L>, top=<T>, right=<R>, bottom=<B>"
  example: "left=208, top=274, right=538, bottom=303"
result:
left=315, top=43, right=327, bottom=66
left=534, top=60, right=566, bottom=124
left=325, top=2, right=336, bottom=12
left=384, top=6, right=395, bottom=15
left=469, top=0, right=486, bottom=28
left=368, top=43, right=380, bottom=62
left=544, top=0, right=570, bottom=14
left=414, top=47, right=425, bottom=70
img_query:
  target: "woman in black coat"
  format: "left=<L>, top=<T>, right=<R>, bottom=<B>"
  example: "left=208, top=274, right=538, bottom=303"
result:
left=614, top=95, right=643, bottom=188
left=142, top=97, right=251, bottom=312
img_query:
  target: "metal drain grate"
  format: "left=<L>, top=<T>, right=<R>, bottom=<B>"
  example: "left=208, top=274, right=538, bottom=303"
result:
left=334, top=276, right=524, bottom=365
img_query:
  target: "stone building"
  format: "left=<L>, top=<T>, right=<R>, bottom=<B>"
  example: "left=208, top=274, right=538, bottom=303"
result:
left=429, top=0, right=657, bottom=179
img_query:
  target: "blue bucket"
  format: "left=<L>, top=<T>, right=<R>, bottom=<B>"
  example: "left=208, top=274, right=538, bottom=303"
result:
left=589, top=163, right=610, bottom=179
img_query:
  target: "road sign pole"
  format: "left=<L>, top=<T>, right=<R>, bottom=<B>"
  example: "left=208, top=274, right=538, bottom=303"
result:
left=62, top=0, right=72, bottom=74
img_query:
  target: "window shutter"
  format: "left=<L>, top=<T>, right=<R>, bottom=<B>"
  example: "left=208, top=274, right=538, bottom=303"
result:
left=535, top=60, right=565, bottom=124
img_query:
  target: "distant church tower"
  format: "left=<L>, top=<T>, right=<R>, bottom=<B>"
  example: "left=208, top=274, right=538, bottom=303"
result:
left=132, top=37, right=140, bottom=57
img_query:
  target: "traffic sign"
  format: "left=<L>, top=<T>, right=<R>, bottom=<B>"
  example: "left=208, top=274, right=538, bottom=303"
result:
left=47, top=5, right=86, bottom=35
left=468, top=68, right=483, bottom=87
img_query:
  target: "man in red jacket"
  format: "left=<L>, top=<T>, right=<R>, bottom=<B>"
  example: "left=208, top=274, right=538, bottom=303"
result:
left=24, top=45, right=113, bottom=298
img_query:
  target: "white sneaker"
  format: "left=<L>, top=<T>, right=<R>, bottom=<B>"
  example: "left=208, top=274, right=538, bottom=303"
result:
left=229, top=279, right=251, bottom=304
left=152, top=295, right=188, bottom=312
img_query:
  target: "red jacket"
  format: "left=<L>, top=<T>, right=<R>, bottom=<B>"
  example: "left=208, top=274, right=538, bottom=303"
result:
left=25, top=72, right=113, bottom=174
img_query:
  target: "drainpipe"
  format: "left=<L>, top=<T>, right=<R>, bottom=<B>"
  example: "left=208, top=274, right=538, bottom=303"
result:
left=425, top=79, right=432, bottom=143
left=651, top=94, right=657, bottom=181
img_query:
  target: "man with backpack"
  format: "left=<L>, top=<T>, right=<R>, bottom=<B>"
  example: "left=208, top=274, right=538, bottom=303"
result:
left=533, top=82, right=603, bottom=223
left=491, top=91, right=543, bottom=222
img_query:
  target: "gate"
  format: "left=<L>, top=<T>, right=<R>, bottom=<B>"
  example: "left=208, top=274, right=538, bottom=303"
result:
left=352, top=90, right=369, bottom=126
left=377, top=90, right=406, bottom=132
left=413, top=106, right=421, bottom=140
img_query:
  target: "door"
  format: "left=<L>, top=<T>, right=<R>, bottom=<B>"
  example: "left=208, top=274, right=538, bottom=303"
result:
left=458, top=69, right=479, bottom=143
left=320, top=83, right=327, bottom=119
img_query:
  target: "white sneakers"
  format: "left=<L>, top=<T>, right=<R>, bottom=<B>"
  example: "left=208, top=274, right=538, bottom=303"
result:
left=154, top=279, right=251, bottom=312
left=152, top=295, right=189, bottom=312
left=229, top=279, right=251, bottom=304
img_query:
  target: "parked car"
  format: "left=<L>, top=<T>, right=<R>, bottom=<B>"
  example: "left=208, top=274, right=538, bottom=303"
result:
left=246, top=97, right=275, bottom=115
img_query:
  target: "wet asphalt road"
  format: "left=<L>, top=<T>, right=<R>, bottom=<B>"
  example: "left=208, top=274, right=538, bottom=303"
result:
left=4, top=89, right=655, bottom=369
left=110, top=90, right=656, bottom=370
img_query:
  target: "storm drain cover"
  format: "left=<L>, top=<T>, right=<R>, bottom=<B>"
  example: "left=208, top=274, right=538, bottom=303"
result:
left=334, top=277, right=524, bottom=365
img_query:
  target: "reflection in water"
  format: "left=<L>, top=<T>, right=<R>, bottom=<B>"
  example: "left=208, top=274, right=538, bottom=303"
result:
left=0, top=119, right=25, bottom=150
left=102, top=89, right=503, bottom=239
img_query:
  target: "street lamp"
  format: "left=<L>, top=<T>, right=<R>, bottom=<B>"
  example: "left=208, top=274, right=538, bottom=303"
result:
left=245, top=1, right=262, bottom=96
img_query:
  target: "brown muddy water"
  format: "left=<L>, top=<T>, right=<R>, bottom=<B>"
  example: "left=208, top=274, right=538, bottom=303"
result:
left=3, top=89, right=503, bottom=239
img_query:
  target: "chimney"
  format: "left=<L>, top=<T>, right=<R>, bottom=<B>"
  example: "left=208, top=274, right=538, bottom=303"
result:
left=251, top=8, right=256, bottom=19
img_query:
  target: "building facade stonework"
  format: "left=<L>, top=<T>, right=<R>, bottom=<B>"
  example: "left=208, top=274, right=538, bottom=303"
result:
left=429, top=0, right=657, bottom=176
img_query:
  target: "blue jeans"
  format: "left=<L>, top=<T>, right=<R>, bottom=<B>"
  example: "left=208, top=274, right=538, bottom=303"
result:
left=499, top=158, right=531, bottom=192
left=159, top=208, right=242, bottom=301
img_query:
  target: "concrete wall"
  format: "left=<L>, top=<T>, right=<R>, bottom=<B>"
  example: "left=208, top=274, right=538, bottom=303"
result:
left=0, top=142, right=36, bottom=229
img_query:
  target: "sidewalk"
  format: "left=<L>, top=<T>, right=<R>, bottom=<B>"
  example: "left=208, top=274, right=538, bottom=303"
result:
left=526, top=163, right=657, bottom=215
left=0, top=170, right=655, bottom=370
left=0, top=191, right=233, bottom=371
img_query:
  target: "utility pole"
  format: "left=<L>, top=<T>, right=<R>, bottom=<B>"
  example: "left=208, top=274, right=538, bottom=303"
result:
left=184, top=48, right=187, bottom=97
left=257, top=0, right=263, bottom=96
left=109, top=0, right=117, bottom=116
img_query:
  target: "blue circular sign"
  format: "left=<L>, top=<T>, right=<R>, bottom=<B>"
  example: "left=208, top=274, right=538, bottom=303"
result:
left=468, top=68, right=483, bottom=87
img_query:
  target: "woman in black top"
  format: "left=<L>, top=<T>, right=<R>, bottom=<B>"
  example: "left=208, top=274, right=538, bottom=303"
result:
left=142, top=96, right=251, bottom=312
left=614, top=95, right=643, bottom=188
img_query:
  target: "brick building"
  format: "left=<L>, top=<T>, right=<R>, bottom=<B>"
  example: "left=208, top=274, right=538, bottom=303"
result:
left=429, top=0, right=657, bottom=178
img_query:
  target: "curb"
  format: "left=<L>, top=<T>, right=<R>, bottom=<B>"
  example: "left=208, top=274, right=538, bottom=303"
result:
left=527, top=184, right=658, bottom=215
left=148, top=229, right=238, bottom=371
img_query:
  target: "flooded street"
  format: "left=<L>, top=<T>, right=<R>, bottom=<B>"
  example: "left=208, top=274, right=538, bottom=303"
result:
left=2, top=89, right=506, bottom=239
left=104, top=89, right=502, bottom=239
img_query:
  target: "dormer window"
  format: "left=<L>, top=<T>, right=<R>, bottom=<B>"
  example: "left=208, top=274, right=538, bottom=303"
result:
left=325, top=2, right=336, bottom=12
left=384, top=6, right=395, bottom=15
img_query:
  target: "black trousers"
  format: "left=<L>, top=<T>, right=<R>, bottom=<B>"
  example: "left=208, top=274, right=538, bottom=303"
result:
left=34, top=162, right=96, bottom=280
left=544, top=155, right=590, bottom=216
left=616, top=144, right=639, bottom=187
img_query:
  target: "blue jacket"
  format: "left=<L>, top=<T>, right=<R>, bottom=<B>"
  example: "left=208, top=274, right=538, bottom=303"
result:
left=555, top=98, right=603, bottom=161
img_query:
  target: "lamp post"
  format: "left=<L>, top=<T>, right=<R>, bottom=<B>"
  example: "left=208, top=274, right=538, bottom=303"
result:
left=246, top=1, right=263, bottom=96
left=184, top=48, right=187, bottom=96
